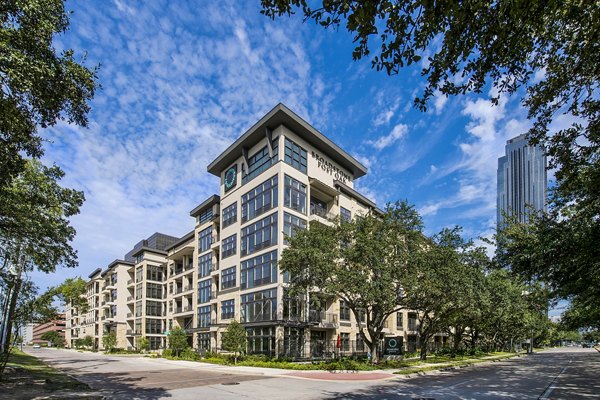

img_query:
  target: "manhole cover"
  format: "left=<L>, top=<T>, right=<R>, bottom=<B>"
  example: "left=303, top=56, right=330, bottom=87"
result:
left=222, top=382, right=240, bottom=385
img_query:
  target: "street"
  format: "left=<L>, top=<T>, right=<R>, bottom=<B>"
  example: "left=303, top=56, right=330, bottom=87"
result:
left=22, top=347, right=599, bottom=399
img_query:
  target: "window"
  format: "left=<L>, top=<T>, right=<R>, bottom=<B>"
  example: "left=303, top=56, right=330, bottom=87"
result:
left=356, top=334, right=365, bottom=352
left=145, top=318, right=162, bottom=334
left=221, top=299, right=235, bottom=320
left=240, top=250, right=277, bottom=289
left=135, top=283, right=143, bottom=300
left=340, top=207, right=351, bottom=223
left=222, top=202, right=237, bottom=228
left=240, top=213, right=277, bottom=256
left=110, top=273, right=117, bottom=285
left=221, top=234, right=237, bottom=258
left=241, top=175, right=278, bottom=222
left=198, top=305, right=211, bottom=328
left=241, top=288, right=277, bottom=323
left=198, top=253, right=212, bottom=278
left=198, top=333, right=211, bottom=351
left=221, top=266, right=236, bottom=289
left=283, top=212, right=306, bottom=244
left=246, top=326, right=275, bottom=355
left=135, top=267, right=143, bottom=282
left=149, top=336, right=162, bottom=350
left=408, top=312, right=418, bottom=331
left=146, top=301, right=163, bottom=317
left=341, top=332, right=350, bottom=351
left=340, top=300, right=351, bottom=321
left=198, top=226, right=213, bottom=253
left=198, top=279, right=211, bottom=304
left=241, top=141, right=279, bottom=185
left=284, top=137, right=307, bottom=173
left=146, top=283, right=162, bottom=299
left=284, top=175, right=307, bottom=214
left=199, top=208, right=213, bottom=225
left=135, top=253, right=144, bottom=264
left=397, top=312, right=404, bottom=330
left=134, top=320, right=142, bottom=335
left=147, top=265, right=164, bottom=281
left=111, top=289, right=117, bottom=302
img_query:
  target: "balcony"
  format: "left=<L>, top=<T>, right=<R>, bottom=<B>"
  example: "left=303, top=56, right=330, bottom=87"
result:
left=308, top=311, right=339, bottom=329
left=127, top=279, right=134, bottom=286
left=127, top=296, right=134, bottom=302
left=127, top=313, right=133, bottom=319
left=126, top=330, right=134, bottom=336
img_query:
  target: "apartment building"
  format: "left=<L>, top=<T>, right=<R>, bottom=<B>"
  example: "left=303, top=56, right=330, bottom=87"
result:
left=67, top=104, right=440, bottom=355
left=32, top=313, right=65, bottom=344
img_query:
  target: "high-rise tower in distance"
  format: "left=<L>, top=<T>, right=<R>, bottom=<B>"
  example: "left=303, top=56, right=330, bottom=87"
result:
left=497, top=133, right=547, bottom=227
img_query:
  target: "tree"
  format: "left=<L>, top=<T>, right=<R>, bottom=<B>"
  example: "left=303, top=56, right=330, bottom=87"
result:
left=0, top=160, right=84, bottom=354
left=496, top=213, right=600, bottom=329
left=168, top=327, right=188, bottom=357
left=0, top=0, right=98, bottom=188
left=221, top=320, right=247, bottom=364
left=137, top=337, right=150, bottom=353
left=262, top=1, right=600, bottom=329
left=41, top=331, right=64, bottom=347
left=102, top=332, right=117, bottom=352
left=82, top=335, right=94, bottom=349
left=401, top=227, right=487, bottom=360
left=281, top=201, right=424, bottom=363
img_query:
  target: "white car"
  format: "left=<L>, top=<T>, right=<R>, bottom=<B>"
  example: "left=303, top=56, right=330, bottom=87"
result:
left=32, top=344, right=41, bottom=349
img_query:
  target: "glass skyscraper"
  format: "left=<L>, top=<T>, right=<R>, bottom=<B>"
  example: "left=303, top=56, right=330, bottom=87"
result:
left=497, top=134, right=547, bottom=227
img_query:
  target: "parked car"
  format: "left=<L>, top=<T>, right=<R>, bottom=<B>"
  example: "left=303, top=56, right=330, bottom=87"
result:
left=32, top=344, right=41, bottom=349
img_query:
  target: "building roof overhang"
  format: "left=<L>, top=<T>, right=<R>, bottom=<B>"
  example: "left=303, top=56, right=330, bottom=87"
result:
left=130, top=246, right=168, bottom=258
left=165, top=230, right=195, bottom=252
left=207, top=103, right=367, bottom=179
left=190, top=195, right=220, bottom=217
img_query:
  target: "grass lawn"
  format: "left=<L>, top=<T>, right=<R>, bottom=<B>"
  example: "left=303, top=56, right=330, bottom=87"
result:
left=1, top=348, right=101, bottom=399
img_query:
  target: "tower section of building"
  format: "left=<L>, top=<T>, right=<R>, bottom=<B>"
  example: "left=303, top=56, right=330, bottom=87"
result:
left=497, top=134, right=547, bottom=227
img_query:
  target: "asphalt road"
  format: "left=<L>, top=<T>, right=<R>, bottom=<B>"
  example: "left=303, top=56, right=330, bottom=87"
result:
left=24, top=346, right=599, bottom=399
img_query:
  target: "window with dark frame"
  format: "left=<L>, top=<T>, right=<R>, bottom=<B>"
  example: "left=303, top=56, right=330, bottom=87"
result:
left=221, top=234, right=237, bottom=258
left=241, top=140, right=279, bottom=185
left=241, top=175, right=278, bottom=223
left=284, top=137, right=307, bottom=173
left=198, top=253, right=212, bottom=278
left=221, top=299, right=235, bottom=320
left=283, top=212, right=307, bottom=244
left=284, top=175, right=307, bottom=214
left=198, top=279, right=211, bottom=304
left=222, top=202, right=237, bottom=228
left=340, top=300, right=351, bottom=321
left=240, top=213, right=277, bottom=256
left=340, top=206, right=351, bottom=223
left=198, top=226, right=213, bottom=253
left=240, top=250, right=277, bottom=289
left=221, top=266, right=236, bottom=289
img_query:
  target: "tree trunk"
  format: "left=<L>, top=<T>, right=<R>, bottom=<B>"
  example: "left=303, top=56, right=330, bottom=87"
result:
left=369, top=341, right=379, bottom=364
left=2, top=276, right=22, bottom=355
left=419, top=333, right=429, bottom=360
left=451, top=327, right=463, bottom=358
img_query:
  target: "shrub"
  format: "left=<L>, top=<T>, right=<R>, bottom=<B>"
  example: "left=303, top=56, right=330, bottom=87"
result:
left=162, top=349, right=173, bottom=358
left=180, top=348, right=200, bottom=361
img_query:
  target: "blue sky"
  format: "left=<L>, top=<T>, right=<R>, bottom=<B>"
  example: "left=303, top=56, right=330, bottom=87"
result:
left=31, top=0, right=543, bottom=291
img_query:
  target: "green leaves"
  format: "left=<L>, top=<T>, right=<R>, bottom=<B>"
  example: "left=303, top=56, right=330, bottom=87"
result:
left=221, top=320, right=247, bottom=363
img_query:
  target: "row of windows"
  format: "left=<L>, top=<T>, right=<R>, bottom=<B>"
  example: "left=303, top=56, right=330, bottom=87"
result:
left=241, top=140, right=279, bottom=185
left=283, top=212, right=306, bottom=244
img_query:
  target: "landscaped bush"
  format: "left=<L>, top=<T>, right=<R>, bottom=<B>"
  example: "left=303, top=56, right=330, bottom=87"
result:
left=162, top=349, right=172, bottom=358
left=180, top=348, right=201, bottom=361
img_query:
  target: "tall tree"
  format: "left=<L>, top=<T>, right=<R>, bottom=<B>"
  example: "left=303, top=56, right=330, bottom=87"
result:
left=102, top=332, right=117, bottom=352
left=0, top=160, right=84, bottom=354
left=167, top=327, right=189, bottom=357
left=280, top=201, right=424, bottom=363
left=0, top=0, right=98, bottom=188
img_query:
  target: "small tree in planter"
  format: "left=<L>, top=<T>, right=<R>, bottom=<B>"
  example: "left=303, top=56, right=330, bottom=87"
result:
left=221, top=320, right=247, bottom=364
left=82, top=335, right=94, bottom=349
left=168, top=327, right=189, bottom=357
left=138, top=336, right=150, bottom=353
left=102, top=332, right=117, bottom=352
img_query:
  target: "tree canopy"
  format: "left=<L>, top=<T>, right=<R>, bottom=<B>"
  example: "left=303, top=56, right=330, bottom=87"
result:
left=221, top=320, right=247, bottom=364
left=0, top=0, right=98, bottom=188
left=261, top=0, right=599, bottom=329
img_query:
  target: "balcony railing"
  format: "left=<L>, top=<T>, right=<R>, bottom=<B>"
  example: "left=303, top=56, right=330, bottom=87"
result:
left=308, top=311, right=338, bottom=328
left=310, top=203, right=328, bottom=218
left=127, top=296, right=133, bottom=302
left=127, top=279, right=134, bottom=286
left=127, top=313, right=133, bottom=318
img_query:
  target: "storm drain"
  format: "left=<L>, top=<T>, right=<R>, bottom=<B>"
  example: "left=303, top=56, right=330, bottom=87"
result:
left=222, top=382, right=240, bottom=385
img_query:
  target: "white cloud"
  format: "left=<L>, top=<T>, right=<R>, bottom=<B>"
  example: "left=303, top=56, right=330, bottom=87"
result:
left=366, top=123, right=408, bottom=150
left=373, top=100, right=400, bottom=127
left=433, top=91, right=448, bottom=115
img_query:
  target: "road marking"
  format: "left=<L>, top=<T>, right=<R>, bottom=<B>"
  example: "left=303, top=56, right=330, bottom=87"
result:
left=538, top=359, right=572, bottom=400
